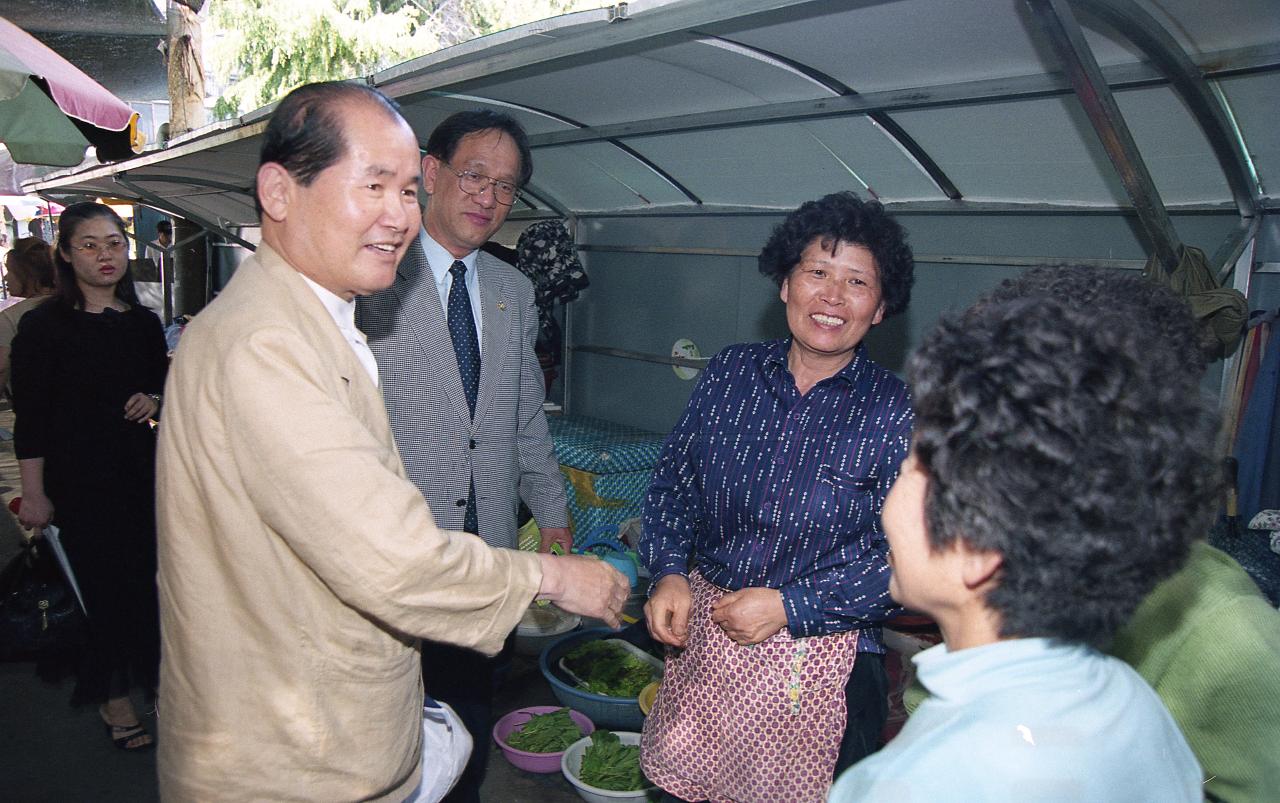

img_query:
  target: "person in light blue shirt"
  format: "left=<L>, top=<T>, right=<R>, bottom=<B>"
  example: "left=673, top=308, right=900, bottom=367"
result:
left=831, top=284, right=1216, bottom=802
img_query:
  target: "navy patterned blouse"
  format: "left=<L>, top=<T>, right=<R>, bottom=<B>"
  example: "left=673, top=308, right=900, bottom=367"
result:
left=641, top=339, right=913, bottom=653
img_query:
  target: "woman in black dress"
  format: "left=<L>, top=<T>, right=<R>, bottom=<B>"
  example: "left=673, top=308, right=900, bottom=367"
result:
left=12, top=202, right=168, bottom=751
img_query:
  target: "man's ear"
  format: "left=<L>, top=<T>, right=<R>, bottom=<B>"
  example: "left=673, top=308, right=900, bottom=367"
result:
left=959, top=543, right=1003, bottom=591
left=421, top=154, right=440, bottom=195
left=256, top=162, right=293, bottom=223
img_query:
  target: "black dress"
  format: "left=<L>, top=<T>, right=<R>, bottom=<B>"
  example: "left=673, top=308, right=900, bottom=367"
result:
left=11, top=301, right=168, bottom=703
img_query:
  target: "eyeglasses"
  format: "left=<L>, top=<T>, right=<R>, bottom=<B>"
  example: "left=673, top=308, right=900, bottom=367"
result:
left=440, top=162, right=520, bottom=206
left=69, top=239, right=127, bottom=255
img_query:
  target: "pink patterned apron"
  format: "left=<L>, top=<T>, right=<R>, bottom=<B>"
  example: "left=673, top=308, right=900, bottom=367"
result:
left=640, top=571, right=859, bottom=803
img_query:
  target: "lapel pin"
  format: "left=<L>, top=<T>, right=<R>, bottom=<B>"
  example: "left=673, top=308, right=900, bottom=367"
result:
left=497, top=301, right=507, bottom=311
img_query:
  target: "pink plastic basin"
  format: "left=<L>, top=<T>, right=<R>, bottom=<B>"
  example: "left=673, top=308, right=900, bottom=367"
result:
left=493, top=706, right=595, bottom=773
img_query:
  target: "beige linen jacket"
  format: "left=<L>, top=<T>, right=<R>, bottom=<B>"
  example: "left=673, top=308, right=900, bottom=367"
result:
left=155, top=244, right=542, bottom=802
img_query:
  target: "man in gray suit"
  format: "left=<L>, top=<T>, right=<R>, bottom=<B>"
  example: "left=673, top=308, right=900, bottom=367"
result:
left=357, top=110, right=570, bottom=802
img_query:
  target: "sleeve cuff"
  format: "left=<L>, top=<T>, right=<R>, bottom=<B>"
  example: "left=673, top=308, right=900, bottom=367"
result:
left=780, top=582, right=823, bottom=637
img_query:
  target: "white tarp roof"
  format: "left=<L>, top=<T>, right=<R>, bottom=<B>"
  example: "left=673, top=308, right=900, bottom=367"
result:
left=24, top=0, right=1279, bottom=249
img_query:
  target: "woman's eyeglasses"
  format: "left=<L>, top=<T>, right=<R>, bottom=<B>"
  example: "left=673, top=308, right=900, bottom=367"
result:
left=69, top=240, right=127, bottom=254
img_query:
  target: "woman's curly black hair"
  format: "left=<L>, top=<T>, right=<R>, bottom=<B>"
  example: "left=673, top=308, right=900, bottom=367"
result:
left=983, top=263, right=1210, bottom=376
left=907, top=286, right=1219, bottom=647
left=757, top=191, right=914, bottom=317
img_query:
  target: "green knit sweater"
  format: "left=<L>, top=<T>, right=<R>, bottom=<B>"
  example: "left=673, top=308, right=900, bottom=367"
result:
left=1108, top=541, right=1280, bottom=803
left=900, top=542, right=1280, bottom=802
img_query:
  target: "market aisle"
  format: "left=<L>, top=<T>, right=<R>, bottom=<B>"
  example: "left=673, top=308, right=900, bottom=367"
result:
left=0, top=402, right=161, bottom=802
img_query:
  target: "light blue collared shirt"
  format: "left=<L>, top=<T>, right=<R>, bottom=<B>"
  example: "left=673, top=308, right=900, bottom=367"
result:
left=419, top=229, right=483, bottom=353
left=828, top=638, right=1201, bottom=802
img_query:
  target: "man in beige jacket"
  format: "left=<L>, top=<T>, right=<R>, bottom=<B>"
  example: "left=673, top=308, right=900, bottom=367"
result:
left=155, top=81, right=628, bottom=802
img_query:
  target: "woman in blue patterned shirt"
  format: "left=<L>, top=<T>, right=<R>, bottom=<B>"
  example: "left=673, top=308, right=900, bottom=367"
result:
left=639, top=191, right=915, bottom=803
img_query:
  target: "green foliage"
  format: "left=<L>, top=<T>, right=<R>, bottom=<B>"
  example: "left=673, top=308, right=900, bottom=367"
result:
left=563, top=640, right=659, bottom=698
left=579, top=731, right=646, bottom=792
left=503, top=708, right=584, bottom=753
left=208, top=0, right=600, bottom=120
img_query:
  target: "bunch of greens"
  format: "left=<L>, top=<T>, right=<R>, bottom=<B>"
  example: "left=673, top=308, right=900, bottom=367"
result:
left=579, top=731, right=647, bottom=791
left=504, top=708, right=583, bottom=753
left=563, top=640, right=658, bottom=698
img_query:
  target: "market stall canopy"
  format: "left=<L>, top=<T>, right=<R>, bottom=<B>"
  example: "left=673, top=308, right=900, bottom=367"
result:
left=21, top=0, right=1279, bottom=260
left=0, top=14, right=140, bottom=167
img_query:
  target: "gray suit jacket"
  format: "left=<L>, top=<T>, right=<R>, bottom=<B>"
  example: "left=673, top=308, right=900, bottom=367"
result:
left=357, top=237, right=568, bottom=549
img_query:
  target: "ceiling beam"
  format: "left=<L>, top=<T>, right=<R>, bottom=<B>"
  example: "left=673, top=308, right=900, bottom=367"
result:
left=522, top=46, right=1280, bottom=149
left=1025, top=0, right=1181, bottom=273
left=1074, top=0, right=1260, bottom=223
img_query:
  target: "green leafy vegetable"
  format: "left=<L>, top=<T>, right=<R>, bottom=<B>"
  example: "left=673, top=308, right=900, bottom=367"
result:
left=579, top=731, right=647, bottom=791
left=563, top=640, right=658, bottom=698
left=504, top=708, right=583, bottom=753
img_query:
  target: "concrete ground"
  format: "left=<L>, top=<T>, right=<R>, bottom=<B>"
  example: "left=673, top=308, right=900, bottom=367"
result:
left=0, top=402, right=583, bottom=802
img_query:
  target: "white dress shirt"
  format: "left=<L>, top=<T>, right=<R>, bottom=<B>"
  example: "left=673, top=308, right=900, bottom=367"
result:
left=300, top=274, right=380, bottom=386
left=419, top=229, right=484, bottom=354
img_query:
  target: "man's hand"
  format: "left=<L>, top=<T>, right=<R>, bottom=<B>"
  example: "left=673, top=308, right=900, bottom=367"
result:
left=645, top=574, right=692, bottom=648
left=538, top=526, right=572, bottom=555
left=16, top=492, right=53, bottom=531
left=710, top=587, right=787, bottom=646
left=536, top=553, right=629, bottom=628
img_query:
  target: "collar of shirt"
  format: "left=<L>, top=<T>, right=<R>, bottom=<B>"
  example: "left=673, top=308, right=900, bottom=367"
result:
left=762, top=337, right=871, bottom=392
left=913, top=638, right=1092, bottom=705
left=419, top=228, right=483, bottom=343
left=299, top=273, right=380, bottom=386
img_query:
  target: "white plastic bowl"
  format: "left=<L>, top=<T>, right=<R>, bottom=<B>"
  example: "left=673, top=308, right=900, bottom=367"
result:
left=560, top=731, right=658, bottom=803
left=514, top=603, right=580, bottom=656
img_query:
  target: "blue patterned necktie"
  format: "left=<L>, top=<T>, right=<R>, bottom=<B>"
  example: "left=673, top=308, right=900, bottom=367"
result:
left=447, top=260, right=480, bottom=534
left=447, top=260, right=480, bottom=415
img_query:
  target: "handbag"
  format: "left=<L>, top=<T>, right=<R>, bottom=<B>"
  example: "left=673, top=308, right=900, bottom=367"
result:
left=0, top=536, right=87, bottom=661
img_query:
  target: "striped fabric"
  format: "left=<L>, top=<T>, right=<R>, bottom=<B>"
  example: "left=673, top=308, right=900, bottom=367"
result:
left=356, top=236, right=568, bottom=550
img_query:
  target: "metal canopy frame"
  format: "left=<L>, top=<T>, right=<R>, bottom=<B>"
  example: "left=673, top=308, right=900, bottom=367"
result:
left=19, top=0, right=1277, bottom=275
left=1027, top=0, right=1185, bottom=272
left=1027, top=0, right=1266, bottom=276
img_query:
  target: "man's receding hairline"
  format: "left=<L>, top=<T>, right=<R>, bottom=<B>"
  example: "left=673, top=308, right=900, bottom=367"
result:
left=325, top=94, right=413, bottom=162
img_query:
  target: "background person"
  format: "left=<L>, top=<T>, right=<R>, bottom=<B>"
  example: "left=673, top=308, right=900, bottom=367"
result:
left=830, top=287, right=1216, bottom=801
left=357, top=109, right=571, bottom=802
left=11, top=202, right=167, bottom=752
left=144, top=219, right=171, bottom=266
left=0, top=237, right=56, bottom=393
left=25, top=217, right=48, bottom=243
left=640, top=191, right=914, bottom=802
left=155, top=81, right=626, bottom=802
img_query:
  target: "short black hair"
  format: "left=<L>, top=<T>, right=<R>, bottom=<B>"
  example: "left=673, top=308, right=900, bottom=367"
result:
left=984, top=263, right=1210, bottom=375
left=908, top=289, right=1218, bottom=647
left=156, top=220, right=172, bottom=236
left=758, top=191, right=914, bottom=317
left=425, top=110, right=533, bottom=188
left=257, top=81, right=403, bottom=216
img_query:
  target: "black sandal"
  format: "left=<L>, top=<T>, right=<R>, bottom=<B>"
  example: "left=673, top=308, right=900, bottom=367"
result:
left=104, top=721, right=155, bottom=752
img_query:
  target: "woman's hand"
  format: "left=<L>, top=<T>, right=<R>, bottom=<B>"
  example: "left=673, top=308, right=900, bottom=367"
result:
left=645, top=574, right=692, bottom=648
left=710, top=587, right=787, bottom=646
left=123, top=392, right=159, bottom=422
left=17, top=491, right=54, bottom=531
